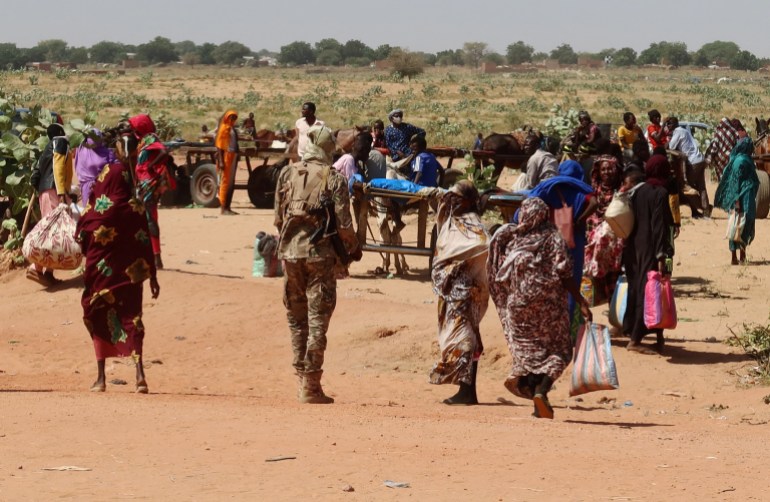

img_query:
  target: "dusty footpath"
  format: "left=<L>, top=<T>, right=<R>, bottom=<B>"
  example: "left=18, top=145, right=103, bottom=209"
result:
left=3, top=176, right=770, bottom=501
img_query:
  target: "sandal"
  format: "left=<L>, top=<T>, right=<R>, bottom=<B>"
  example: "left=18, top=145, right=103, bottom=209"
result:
left=504, top=376, right=533, bottom=400
left=533, top=393, right=554, bottom=419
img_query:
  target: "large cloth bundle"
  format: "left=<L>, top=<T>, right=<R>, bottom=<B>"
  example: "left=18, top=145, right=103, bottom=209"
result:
left=644, top=271, right=677, bottom=330
left=725, top=209, right=745, bottom=244
left=608, top=275, right=628, bottom=329
left=22, top=204, right=82, bottom=270
left=604, top=191, right=634, bottom=238
left=570, top=323, right=620, bottom=396
left=252, top=232, right=282, bottom=277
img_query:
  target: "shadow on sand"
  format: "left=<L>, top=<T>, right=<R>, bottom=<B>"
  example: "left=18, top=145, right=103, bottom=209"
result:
left=564, top=420, right=673, bottom=428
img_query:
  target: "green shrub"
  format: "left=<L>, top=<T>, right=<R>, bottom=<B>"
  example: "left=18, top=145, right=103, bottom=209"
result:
left=387, top=49, right=425, bottom=79
left=727, top=320, right=770, bottom=382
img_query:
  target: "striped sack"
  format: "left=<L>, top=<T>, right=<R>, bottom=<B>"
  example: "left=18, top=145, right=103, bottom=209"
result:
left=608, top=275, right=628, bottom=329
left=570, top=323, right=619, bottom=397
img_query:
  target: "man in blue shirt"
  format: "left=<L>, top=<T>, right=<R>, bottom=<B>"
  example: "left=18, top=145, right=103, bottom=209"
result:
left=409, top=136, right=442, bottom=187
left=384, top=109, right=425, bottom=161
left=666, top=116, right=710, bottom=218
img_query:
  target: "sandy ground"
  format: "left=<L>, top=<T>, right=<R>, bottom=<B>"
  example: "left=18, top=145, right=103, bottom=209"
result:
left=2, top=172, right=770, bottom=501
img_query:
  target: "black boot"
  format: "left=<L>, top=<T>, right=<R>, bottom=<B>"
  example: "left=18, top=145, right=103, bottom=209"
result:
left=533, top=375, right=554, bottom=419
left=443, top=361, right=478, bottom=405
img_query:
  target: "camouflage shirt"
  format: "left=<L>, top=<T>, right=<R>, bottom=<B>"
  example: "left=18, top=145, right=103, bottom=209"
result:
left=274, top=159, right=357, bottom=260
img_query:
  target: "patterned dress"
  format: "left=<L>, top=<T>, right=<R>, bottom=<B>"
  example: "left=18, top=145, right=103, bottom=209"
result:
left=429, top=203, right=489, bottom=386
left=584, top=156, right=624, bottom=281
left=76, top=161, right=156, bottom=360
left=487, top=198, right=573, bottom=381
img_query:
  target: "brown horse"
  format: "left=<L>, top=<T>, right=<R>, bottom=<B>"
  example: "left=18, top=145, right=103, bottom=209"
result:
left=253, top=128, right=295, bottom=148
left=333, top=125, right=370, bottom=154
left=478, top=129, right=538, bottom=178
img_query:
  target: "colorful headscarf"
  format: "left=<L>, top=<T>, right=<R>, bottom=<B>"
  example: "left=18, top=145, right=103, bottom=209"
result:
left=515, top=196, right=550, bottom=236
left=591, top=155, right=621, bottom=191
left=128, top=114, right=156, bottom=139
left=215, top=110, right=238, bottom=151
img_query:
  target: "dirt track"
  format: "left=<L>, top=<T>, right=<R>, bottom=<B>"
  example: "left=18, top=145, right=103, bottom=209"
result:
left=2, top=177, right=770, bottom=500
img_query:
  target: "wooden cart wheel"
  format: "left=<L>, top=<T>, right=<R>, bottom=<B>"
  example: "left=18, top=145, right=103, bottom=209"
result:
left=755, top=169, right=770, bottom=219
left=159, top=170, right=191, bottom=207
left=190, top=163, right=220, bottom=208
left=247, top=165, right=280, bottom=209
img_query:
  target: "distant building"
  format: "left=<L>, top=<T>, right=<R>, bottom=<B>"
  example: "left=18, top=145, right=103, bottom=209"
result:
left=25, top=62, right=52, bottom=71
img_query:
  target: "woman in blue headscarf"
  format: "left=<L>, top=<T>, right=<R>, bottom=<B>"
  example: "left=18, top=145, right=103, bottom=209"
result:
left=527, top=160, right=597, bottom=330
left=714, top=137, right=760, bottom=265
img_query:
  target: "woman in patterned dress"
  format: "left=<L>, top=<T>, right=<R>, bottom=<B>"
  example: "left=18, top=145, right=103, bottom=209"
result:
left=487, top=197, right=592, bottom=419
left=429, top=181, right=489, bottom=405
left=76, top=131, right=160, bottom=393
left=583, top=155, right=625, bottom=300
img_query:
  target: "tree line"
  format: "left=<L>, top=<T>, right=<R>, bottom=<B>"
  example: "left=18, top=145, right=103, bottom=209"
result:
left=0, top=37, right=765, bottom=71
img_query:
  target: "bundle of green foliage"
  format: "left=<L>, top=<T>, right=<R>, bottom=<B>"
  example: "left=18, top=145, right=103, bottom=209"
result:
left=727, top=320, right=770, bottom=382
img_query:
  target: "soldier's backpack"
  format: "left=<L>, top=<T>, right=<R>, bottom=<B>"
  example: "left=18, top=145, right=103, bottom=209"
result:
left=282, top=162, right=331, bottom=222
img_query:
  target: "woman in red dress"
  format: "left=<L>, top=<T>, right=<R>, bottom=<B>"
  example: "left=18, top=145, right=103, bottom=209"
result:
left=76, top=130, right=160, bottom=393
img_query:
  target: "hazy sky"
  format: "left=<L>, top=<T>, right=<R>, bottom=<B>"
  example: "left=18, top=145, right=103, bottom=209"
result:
left=5, top=0, right=769, bottom=58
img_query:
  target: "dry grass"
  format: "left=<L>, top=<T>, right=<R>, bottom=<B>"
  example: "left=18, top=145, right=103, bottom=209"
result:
left=2, top=65, right=769, bottom=146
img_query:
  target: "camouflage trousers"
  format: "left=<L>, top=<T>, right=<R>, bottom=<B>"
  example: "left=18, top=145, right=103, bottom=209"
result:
left=283, top=257, right=337, bottom=374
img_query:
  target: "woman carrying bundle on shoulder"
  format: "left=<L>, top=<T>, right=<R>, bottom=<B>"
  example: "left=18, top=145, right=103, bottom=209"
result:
left=428, top=181, right=490, bottom=405
left=714, top=137, right=760, bottom=265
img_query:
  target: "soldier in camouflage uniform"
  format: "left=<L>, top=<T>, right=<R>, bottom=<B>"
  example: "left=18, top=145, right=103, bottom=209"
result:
left=274, top=124, right=362, bottom=404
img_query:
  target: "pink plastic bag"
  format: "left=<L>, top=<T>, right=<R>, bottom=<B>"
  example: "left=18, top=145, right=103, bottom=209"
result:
left=551, top=189, right=575, bottom=249
left=644, top=271, right=677, bottom=330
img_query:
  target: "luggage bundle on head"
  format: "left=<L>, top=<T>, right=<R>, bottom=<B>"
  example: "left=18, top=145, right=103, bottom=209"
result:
left=22, top=204, right=82, bottom=270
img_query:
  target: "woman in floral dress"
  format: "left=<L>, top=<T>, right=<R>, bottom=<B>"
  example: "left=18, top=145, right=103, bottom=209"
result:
left=583, top=155, right=625, bottom=300
left=487, top=197, right=592, bottom=419
left=76, top=131, right=160, bottom=393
